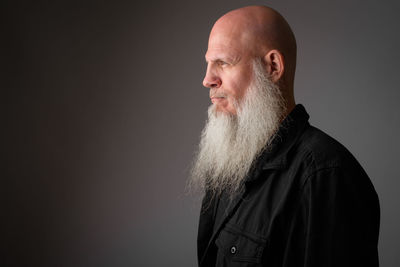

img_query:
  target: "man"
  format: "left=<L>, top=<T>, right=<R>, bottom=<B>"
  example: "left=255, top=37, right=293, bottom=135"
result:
left=189, top=5, right=380, bottom=267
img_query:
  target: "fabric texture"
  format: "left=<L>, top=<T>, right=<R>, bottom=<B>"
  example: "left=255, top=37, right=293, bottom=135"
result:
left=197, top=104, right=380, bottom=267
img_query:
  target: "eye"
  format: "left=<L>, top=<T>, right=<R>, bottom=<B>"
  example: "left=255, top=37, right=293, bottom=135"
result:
left=217, top=60, right=228, bottom=67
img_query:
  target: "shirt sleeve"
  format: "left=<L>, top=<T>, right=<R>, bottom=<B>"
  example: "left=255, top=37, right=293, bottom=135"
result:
left=283, top=166, right=380, bottom=267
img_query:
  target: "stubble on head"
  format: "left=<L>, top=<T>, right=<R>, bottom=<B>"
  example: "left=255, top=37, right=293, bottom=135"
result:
left=189, top=58, right=287, bottom=200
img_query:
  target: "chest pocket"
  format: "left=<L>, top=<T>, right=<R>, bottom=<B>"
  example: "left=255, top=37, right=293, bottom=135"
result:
left=215, top=223, right=266, bottom=267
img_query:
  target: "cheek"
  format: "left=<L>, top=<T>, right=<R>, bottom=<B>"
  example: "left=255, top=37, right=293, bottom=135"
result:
left=225, top=71, right=252, bottom=100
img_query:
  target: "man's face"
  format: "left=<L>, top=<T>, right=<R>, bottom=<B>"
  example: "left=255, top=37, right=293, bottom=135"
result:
left=191, top=57, right=287, bottom=196
left=203, top=26, right=254, bottom=115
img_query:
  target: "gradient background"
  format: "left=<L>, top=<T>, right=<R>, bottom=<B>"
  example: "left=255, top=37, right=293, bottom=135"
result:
left=3, top=0, right=400, bottom=266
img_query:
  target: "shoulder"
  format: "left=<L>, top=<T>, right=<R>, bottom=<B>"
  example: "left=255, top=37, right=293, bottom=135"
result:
left=293, top=124, right=366, bottom=179
left=289, top=124, right=378, bottom=204
left=294, top=125, right=379, bottom=219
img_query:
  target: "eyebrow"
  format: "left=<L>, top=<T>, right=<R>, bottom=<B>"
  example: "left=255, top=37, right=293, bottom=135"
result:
left=205, top=55, right=236, bottom=64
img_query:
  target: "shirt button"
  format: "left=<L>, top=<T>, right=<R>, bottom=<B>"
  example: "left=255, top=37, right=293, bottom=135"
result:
left=230, top=246, right=237, bottom=254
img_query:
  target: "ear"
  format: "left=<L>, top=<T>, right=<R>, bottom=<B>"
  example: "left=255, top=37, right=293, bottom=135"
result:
left=263, top=49, right=285, bottom=82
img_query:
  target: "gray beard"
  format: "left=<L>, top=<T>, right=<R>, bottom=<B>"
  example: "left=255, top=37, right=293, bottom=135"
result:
left=189, top=58, right=287, bottom=198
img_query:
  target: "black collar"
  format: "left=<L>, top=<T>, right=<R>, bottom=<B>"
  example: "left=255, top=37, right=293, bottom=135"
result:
left=245, top=104, right=310, bottom=183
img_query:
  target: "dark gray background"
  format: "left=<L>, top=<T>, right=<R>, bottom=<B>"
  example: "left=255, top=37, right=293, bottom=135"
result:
left=3, top=0, right=400, bottom=266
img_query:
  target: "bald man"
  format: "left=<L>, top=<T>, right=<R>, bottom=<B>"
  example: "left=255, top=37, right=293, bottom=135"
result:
left=189, top=5, right=379, bottom=267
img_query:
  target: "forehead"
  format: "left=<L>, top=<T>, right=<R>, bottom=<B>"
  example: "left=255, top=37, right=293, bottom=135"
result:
left=205, top=24, right=253, bottom=62
left=205, top=34, right=241, bottom=62
left=205, top=44, right=240, bottom=63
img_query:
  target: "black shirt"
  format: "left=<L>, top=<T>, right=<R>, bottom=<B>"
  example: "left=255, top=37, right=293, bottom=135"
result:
left=197, top=104, right=380, bottom=267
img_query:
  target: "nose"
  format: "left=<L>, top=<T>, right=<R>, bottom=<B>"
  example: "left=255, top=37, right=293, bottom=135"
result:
left=202, top=66, right=221, bottom=88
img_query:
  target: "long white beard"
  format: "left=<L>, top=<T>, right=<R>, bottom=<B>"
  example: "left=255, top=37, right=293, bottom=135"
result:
left=189, top=58, right=287, bottom=197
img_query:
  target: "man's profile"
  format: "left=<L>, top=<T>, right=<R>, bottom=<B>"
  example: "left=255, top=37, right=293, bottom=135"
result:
left=189, top=5, right=380, bottom=267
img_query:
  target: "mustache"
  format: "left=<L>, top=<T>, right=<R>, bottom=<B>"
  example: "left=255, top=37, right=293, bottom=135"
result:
left=209, top=90, right=228, bottom=99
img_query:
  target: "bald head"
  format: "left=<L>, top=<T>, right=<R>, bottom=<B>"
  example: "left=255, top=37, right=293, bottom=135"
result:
left=203, top=6, right=297, bottom=114
left=213, top=6, right=296, bottom=83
